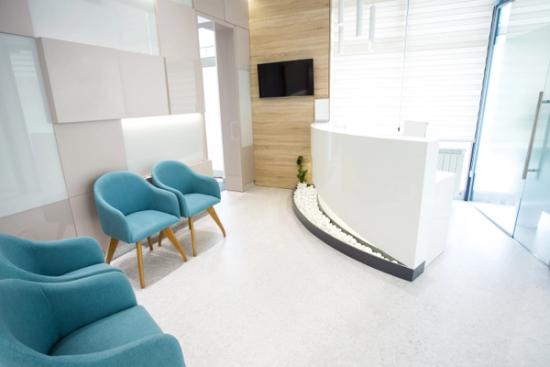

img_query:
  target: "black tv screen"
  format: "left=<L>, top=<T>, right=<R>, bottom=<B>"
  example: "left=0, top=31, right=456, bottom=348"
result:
left=258, top=59, right=314, bottom=98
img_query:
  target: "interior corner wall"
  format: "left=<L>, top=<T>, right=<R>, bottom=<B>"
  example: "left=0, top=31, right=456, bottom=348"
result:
left=249, top=0, right=330, bottom=189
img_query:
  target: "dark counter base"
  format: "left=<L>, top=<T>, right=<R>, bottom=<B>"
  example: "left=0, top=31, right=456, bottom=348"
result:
left=292, top=198, right=424, bottom=282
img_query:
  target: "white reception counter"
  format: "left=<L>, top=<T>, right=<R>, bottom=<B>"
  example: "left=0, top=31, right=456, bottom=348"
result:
left=311, top=123, right=454, bottom=270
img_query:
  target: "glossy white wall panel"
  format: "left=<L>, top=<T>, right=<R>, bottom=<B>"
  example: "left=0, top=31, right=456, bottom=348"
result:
left=0, top=33, right=68, bottom=218
left=28, top=0, right=158, bottom=55
left=0, top=199, right=76, bottom=240
left=224, top=0, right=249, bottom=28
left=53, top=120, right=128, bottom=197
left=241, top=145, right=255, bottom=186
left=234, top=27, right=249, bottom=70
left=216, top=26, right=243, bottom=191
left=171, top=0, right=193, bottom=6
left=38, top=38, right=125, bottom=123
left=118, top=51, right=169, bottom=118
left=156, top=0, right=203, bottom=114
left=156, top=0, right=200, bottom=60
left=238, top=69, right=253, bottom=147
left=314, top=99, right=330, bottom=122
left=122, top=114, right=206, bottom=176
left=165, top=58, right=202, bottom=114
left=69, top=193, right=108, bottom=249
left=0, top=0, right=34, bottom=37
left=311, top=123, right=442, bottom=268
left=195, top=0, right=225, bottom=20
left=189, top=160, right=214, bottom=176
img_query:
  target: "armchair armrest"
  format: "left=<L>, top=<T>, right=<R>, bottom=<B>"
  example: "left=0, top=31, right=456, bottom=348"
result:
left=51, top=334, right=185, bottom=367
left=94, top=194, right=131, bottom=242
left=192, top=173, right=221, bottom=200
left=42, top=272, right=136, bottom=338
left=32, top=237, right=104, bottom=276
left=1, top=328, right=184, bottom=367
left=148, top=185, right=181, bottom=218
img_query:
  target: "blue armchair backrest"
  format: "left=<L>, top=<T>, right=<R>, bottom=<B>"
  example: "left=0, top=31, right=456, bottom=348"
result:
left=152, top=161, right=195, bottom=195
left=0, top=235, right=38, bottom=279
left=0, top=273, right=137, bottom=365
left=94, top=171, right=154, bottom=215
left=0, top=280, right=58, bottom=355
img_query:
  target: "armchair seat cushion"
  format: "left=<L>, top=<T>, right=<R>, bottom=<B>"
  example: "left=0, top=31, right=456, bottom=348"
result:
left=183, top=193, right=220, bottom=217
left=151, top=160, right=222, bottom=218
left=125, top=210, right=180, bottom=243
left=62, top=263, right=122, bottom=281
left=50, top=306, right=161, bottom=356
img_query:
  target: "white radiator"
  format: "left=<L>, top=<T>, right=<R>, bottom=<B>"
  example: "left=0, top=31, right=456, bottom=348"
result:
left=438, top=148, right=466, bottom=198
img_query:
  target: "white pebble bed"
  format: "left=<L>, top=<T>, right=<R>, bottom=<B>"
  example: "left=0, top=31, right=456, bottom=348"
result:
left=294, top=183, right=399, bottom=264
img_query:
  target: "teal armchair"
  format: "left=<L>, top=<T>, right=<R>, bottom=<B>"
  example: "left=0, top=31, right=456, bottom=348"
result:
left=0, top=272, right=186, bottom=367
left=0, top=233, right=119, bottom=282
left=94, top=171, right=188, bottom=288
left=152, top=160, right=226, bottom=256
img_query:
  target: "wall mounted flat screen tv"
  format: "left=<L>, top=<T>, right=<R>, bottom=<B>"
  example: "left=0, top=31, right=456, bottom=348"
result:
left=258, top=59, right=314, bottom=98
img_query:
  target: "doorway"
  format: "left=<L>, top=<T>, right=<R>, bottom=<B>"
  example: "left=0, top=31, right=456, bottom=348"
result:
left=197, top=16, right=248, bottom=192
left=469, top=0, right=550, bottom=264
left=198, top=16, right=225, bottom=180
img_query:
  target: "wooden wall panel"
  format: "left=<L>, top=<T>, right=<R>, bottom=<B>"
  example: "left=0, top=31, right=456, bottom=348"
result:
left=249, top=0, right=330, bottom=188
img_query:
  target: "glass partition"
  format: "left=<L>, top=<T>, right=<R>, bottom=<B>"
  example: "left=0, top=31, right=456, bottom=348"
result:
left=515, top=78, right=550, bottom=263
left=330, top=0, right=494, bottom=140
left=0, top=33, right=67, bottom=218
left=471, top=0, right=550, bottom=264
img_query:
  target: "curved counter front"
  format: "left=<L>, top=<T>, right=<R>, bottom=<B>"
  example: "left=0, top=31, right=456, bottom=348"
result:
left=311, top=123, right=454, bottom=270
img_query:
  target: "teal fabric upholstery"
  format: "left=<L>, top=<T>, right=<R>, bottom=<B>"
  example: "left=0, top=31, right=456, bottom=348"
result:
left=0, top=272, right=186, bottom=367
left=93, top=171, right=181, bottom=243
left=151, top=160, right=221, bottom=217
left=125, top=210, right=179, bottom=241
left=50, top=306, right=161, bottom=356
left=0, top=233, right=118, bottom=282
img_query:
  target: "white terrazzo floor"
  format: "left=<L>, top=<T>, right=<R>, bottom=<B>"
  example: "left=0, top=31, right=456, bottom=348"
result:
left=111, top=186, right=550, bottom=367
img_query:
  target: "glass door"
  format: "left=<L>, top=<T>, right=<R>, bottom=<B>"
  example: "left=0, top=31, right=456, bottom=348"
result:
left=515, top=78, right=550, bottom=263
left=471, top=0, right=550, bottom=263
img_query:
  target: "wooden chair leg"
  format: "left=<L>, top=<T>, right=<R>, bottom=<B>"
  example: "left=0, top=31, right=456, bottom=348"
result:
left=164, top=228, right=187, bottom=262
left=188, top=217, right=197, bottom=256
left=207, top=207, right=226, bottom=237
left=147, top=236, right=153, bottom=251
left=158, top=231, right=163, bottom=247
left=136, top=241, right=145, bottom=289
left=105, top=238, right=119, bottom=264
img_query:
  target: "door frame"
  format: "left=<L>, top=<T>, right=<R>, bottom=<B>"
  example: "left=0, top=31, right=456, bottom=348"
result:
left=465, top=0, right=514, bottom=201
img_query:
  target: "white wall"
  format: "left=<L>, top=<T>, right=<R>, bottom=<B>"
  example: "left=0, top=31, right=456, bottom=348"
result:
left=122, top=114, right=206, bottom=176
left=38, top=38, right=126, bottom=123
left=28, top=0, right=159, bottom=55
left=195, top=0, right=249, bottom=29
left=0, top=0, right=251, bottom=242
left=156, top=0, right=204, bottom=114
left=118, top=51, right=170, bottom=118
left=0, top=0, right=34, bottom=37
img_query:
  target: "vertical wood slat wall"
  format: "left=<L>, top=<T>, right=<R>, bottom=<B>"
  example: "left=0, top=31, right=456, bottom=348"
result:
left=249, top=0, right=330, bottom=188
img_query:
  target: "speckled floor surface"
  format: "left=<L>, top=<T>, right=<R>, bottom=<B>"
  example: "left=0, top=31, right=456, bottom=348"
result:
left=112, top=186, right=550, bottom=367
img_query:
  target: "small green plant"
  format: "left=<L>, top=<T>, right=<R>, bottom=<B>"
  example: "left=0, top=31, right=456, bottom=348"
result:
left=296, top=155, right=308, bottom=184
